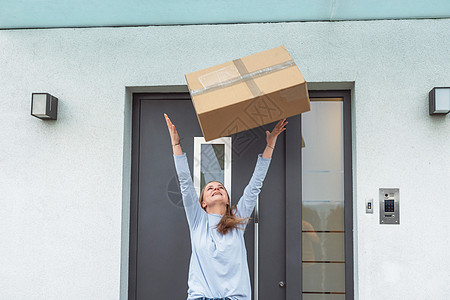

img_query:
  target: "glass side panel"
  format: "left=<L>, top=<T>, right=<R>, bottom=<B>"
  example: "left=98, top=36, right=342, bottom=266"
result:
left=302, top=232, right=345, bottom=262
left=302, top=100, right=345, bottom=298
left=302, top=263, right=346, bottom=292
left=302, top=294, right=346, bottom=300
left=302, top=202, right=345, bottom=232
left=302, top=102, right=343, bottom=172
left=303, top=172, right=344, bottom=202
left=200, top=144, right=225, bottom=191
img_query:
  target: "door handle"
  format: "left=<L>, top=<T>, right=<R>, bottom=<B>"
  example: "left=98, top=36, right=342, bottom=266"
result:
left=278, top=281, right=285, bottom=287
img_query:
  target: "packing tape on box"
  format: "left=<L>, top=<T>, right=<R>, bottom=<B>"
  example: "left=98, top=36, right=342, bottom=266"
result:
left=192, top=59, right=296, bottom=97
left=232, top=58, right=263, bottom=97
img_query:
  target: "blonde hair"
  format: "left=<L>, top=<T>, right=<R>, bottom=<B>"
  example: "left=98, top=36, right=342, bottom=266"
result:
left=199, top=181, right=250, bottom=234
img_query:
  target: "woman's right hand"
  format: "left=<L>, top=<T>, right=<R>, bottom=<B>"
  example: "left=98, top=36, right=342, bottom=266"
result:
left=164, top=113, right=180, bottom=146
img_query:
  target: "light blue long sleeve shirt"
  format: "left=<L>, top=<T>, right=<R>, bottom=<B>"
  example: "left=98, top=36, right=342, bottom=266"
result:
left=173, top=152, right=272, bottom=300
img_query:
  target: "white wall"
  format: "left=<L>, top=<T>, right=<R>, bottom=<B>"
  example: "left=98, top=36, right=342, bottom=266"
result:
left=1, top=19, right=449, bottom=299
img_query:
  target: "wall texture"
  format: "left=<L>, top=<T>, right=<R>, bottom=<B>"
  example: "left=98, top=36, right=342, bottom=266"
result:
left=0, top=19, right=449, bottom=299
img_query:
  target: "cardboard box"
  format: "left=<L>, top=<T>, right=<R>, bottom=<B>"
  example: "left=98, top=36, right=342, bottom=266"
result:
left=185, top=45, right=310, bottom=142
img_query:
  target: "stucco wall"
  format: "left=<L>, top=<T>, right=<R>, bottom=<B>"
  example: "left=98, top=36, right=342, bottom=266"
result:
left=0, top=19, right=449, bottom=299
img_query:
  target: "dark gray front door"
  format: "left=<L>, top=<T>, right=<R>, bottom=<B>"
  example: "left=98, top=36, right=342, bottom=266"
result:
left=129, top=92, right=303, bottom=299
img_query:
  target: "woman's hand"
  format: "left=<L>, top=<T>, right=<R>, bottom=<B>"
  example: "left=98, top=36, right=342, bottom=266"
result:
left=164, top=113, right=180, bottom=145
left=164, top=113, right=182, bottom=156
left=262, top=118, right=287, bottom=158
left=266, top=118, right=288, bottom=147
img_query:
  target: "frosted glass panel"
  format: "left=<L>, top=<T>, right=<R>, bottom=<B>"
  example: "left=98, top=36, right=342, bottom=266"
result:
left=303, top=172, right=344, bottom=202
left=302, top=100, right=346, bottom=297
left=302, top=101, right=343, bottom=172
left=302, top=202, right=344, bottom=231
left=302, top=232, right=345, bottom=262
left=302, top=294, right=346, bottom=300
left=303, top=263, right=346, bottom=292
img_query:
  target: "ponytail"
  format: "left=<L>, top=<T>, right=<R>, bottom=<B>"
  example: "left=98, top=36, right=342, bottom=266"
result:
left=216, top=204, right=249, bottom=234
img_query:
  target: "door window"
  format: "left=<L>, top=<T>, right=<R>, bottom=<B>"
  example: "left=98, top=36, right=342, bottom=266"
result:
left=193, top=137, right=232, bottom=196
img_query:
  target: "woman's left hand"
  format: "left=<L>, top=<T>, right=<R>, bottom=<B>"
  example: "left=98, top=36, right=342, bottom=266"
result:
left=266, top=118, right=288, bottom=147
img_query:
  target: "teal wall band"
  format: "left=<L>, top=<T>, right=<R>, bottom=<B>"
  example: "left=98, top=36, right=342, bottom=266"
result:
left=1, top=0, right=450, bottom=29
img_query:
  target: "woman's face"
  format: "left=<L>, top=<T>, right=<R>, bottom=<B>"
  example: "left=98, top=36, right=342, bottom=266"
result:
left=201, top=181, right=229, bottom=210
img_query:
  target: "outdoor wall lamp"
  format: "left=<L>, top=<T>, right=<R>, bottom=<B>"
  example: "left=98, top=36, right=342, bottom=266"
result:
left=429, top=87, right=450, bottom=115
left=31, top=93, right=58, bottom=120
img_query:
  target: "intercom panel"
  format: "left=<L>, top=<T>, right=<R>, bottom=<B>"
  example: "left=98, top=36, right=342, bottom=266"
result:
left=379, top=188, right=399, bottom=224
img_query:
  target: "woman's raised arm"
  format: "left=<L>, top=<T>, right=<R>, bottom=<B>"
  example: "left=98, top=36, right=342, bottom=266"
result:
left=165, top=113, right=183, bottom=156
left=236, top=118, right=288, bottom=220
left=164, top=113, right=204, bottom=229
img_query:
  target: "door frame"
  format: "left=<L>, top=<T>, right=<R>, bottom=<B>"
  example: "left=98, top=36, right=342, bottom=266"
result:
left=128, top=92, right=192, bottom=300
left=127, top=90, right=353, bottom=299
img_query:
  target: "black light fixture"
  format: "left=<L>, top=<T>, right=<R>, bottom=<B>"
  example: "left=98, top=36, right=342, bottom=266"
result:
left=31, top=93, right=58, bottom=120
left=429, top=87, right=450, bottom=115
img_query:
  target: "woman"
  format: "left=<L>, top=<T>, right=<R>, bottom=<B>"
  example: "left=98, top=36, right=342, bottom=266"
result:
left=164, top=113, right=287, bottom=300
